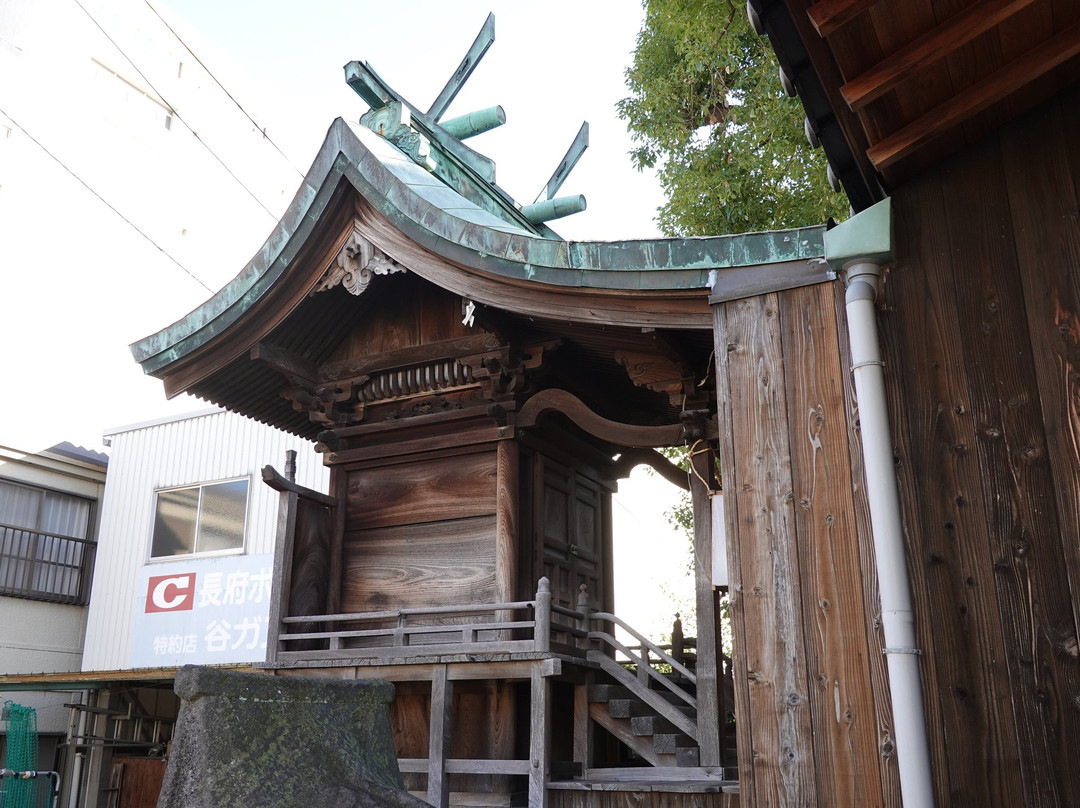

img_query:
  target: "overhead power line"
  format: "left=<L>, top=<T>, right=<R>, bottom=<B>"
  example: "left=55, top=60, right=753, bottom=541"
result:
left=0, top=105, right=214, bottom=294
left=143, top=0, right=306, bottom=180
left=71, top=0, right=280, bottom=220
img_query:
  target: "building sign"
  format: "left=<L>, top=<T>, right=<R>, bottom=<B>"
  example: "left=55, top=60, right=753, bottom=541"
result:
left=130, top=554, right=274, bottom=667
left=145, top=574, right=196, bottom=613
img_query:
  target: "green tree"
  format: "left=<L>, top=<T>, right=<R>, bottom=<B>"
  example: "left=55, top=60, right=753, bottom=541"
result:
left=618, top=0, right=846, bottom=235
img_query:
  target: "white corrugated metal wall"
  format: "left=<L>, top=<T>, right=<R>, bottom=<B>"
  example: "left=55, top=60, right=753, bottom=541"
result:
left=81, top=409, right=329, bottom=671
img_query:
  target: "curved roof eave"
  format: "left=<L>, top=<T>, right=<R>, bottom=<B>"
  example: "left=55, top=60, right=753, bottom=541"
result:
left=131, top=117, right=826, bottom=377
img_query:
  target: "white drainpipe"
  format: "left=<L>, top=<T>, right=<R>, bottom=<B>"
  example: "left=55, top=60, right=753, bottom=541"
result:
left=845, top=260, right=935, bottom=808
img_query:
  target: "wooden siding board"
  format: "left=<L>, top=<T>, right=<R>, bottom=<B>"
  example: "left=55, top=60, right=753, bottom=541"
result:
left=341, top=515, right=497, bottom=612
left=887, top=176, right=1024, bottom=807
left=935, top=122, right=1079, bottom=804
left=829, top=283, right=901, bottom=807
left=778, top=282, right=885, bottom=807
left=1042, top=82, right=1080, bottom=634
left=711, top=300, right=758, bottom=802
left=716, top=293, right=816, bottom=806
left=999, top=95, right=1080, bottom=805
left=344, top=451, right=497, bottom=530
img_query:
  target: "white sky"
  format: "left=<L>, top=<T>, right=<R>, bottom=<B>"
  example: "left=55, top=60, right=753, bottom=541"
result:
left=0, top=0, right=691, bottom=635
left=0, top=0, right=666, bottom=457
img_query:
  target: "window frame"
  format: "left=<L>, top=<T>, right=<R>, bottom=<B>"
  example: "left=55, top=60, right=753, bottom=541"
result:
left=0, top=476, right=98, bottom=605
left=147, top=476, right=250, bottom=561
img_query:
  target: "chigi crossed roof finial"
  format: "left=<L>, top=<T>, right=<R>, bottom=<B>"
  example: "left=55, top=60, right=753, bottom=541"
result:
left=343, top=13, right=587, bottom=228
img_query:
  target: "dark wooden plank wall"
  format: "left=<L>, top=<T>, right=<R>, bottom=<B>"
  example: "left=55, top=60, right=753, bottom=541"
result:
left=881, top=84, right=1080, bottom=807
left=713, top=287, right=893, bottom=808
left=341, top=449, right=499, bottom=612
left=327, top=272, right=471, bottom=362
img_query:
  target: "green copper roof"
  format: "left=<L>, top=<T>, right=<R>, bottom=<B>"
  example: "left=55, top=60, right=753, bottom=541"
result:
left=131, top=118, right=825, bottom=376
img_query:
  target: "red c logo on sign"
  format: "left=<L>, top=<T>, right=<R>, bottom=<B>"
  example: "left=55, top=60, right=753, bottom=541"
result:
left=146, top=574, right=196, bottom=613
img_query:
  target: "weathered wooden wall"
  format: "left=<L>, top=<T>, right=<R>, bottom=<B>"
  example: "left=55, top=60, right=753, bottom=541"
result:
left=712, top=84, right=1080, bottom=808
left=880, top=84, right=1080, bottom=807
left=341, top=448, right=499, bottom=613
left=713, top=283, right=893, bottom=808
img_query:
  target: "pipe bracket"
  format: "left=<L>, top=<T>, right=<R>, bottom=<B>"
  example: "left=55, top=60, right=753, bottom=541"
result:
left=882, top=647, right=923, bottom=655
left=851, top=359, right=885, bottom=371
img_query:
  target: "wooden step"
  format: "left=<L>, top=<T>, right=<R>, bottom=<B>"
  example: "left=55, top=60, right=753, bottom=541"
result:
left=630, top=714, right=677, bottom=736
left=651, top=732, right=696, bottom=754
left=607, top=698, right=656, bottom=719
left=588, top=683, right=633, bottom=703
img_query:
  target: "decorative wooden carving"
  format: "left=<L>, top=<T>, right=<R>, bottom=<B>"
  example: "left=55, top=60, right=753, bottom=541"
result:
left=281, top=380, right=366, bottom=426
left=312, top=230, right=406, bottom=297
left=518, top=388, right=717, bottom=448
left=614, top=349, right=697, bottom=407
left=470, top=340, right=557, bottom=399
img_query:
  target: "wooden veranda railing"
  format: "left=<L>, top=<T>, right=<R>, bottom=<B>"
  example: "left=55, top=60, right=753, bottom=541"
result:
left=269, top=576, right=588, bottom=663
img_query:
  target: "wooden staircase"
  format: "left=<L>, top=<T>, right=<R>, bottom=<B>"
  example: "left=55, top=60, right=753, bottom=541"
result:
left=588, top=682, right=703, bottom=767
left=579, top=613, right=738, bottom=777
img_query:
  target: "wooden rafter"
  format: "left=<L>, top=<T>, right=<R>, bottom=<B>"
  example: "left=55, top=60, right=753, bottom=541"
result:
left=840, top=0, right=1039, bottom=110
left=250, top=341, right=318, bottom=385
left=866, top=22, right=1080, bottom=169
left=806, top=0, right=883, bottom=37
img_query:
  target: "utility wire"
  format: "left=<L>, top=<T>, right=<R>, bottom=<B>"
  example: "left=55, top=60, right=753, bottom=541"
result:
left=0, top=105, right=214, bottom=294
left=71, top=0, right=279, bottom=220
left=143, top=0, right=306, bottom=180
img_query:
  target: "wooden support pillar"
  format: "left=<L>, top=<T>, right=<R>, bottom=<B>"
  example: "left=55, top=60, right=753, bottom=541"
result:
left=573, top=681, right=592, bottom=777
left=265, top=490, right=298, bottom=663
left=328, top=471, right=347, bottom=614
left=496, top=440, right=519, bottom=605
left=690, top=445, right=722, bottom=767
left=496, top=441, right=519, bottom=642
left=529, top=665, right=550, bottom=808
left=427, top=665, right=453, bottom=808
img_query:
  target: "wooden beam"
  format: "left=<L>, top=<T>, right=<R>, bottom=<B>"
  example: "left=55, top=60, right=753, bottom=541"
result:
left=250, top=341, right=318, bottom=384
left=265, top=490, right=298, bottom=664
left=806, top=0, right=883, bottom=37
left=318, top=333, right=503, bottom=382
left=867, top=23, right=1080, bottom=169
left=529, top=666, right=551, bottom=808
left=517, top=388, right=718, bottom=448
left=398, top=758, right=530, bottom=775
left=427, top=665, right=453, bottom=808
left=609, top=448, right=690, bottom=492
left=260, top=465, right=338, bottom=507
left=690, top=448, right=721, bottom=767
left=709, top=259, right=833, bottom=305
left=572, top=683, right=592, bottom=777
left=840, top=0, right=1039, bottom=110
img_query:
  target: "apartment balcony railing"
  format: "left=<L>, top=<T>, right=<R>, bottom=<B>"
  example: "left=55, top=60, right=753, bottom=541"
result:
left=0, top=522, right=95, bottom=605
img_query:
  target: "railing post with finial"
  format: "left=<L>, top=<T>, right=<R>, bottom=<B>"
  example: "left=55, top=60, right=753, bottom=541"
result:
left=576, top=584, right=591, bottom=650
left=672, top=612, right=685, bottom=666
left=535, top=577, right=551, bottom=652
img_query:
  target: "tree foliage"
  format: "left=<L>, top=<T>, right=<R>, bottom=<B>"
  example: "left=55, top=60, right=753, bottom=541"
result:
left=618, top=0, right=846, bottom=235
